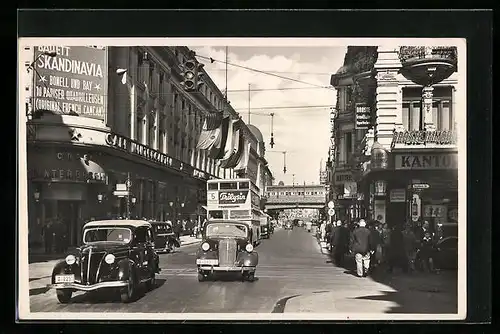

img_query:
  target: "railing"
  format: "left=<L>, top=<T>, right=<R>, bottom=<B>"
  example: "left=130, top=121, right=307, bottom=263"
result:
left=399, top=46, right=458, bottom=64
left=392, top=130, right=457, bottom=147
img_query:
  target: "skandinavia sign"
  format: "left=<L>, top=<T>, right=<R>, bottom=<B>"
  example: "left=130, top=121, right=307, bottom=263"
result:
left=33, top=46, right=108, bottom=120
left=219, top=191, right=249, bottom=205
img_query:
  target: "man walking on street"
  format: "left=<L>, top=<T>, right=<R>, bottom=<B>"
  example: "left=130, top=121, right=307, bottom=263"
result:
left=330, top=220, right=342, bottom=265
left=350, top=219, right=373, bottom=278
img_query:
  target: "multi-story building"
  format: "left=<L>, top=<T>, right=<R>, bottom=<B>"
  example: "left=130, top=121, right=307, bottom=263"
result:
left=330, top=45, right=459, bottom=234
left=22, top=45, right=271, bottom=249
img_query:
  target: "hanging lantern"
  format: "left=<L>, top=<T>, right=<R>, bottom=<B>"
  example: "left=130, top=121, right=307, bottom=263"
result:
left=374, top=180, right=387, bottom=196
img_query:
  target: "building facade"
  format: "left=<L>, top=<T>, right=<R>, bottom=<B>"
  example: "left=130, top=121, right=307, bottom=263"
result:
left=330, top=45, right=459, bottom=236
left=23, top=45, right=271, bottom=249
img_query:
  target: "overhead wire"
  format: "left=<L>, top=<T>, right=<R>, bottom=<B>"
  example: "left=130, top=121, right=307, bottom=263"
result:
left=194, top=54, right=334, bottom=90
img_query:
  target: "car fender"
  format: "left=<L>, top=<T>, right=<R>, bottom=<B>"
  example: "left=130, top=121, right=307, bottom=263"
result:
left=237, top=251, right=259, bottom=267
left=51, top=260, right=70, bottom=284
left=117, top=258, right=135, bottom=281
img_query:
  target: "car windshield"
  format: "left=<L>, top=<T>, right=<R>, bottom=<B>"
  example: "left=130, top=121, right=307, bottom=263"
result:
left=83, top=227, right=132, bottom=244
left=206, top=223, right=247, bottom=238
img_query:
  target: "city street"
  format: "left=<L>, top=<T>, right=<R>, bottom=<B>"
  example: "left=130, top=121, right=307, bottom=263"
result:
left=28, top=227, right=457, bottom=314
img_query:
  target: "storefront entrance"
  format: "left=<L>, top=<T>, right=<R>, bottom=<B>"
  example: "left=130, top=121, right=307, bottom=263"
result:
left=57, top=200, right=81, bottom=246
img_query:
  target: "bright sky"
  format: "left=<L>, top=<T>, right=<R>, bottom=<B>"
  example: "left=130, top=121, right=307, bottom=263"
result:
left=191, top=45, right=347, bottom=186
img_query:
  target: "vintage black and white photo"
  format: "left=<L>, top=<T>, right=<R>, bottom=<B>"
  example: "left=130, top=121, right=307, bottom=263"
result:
left=17, top=38, right=466, bottom=320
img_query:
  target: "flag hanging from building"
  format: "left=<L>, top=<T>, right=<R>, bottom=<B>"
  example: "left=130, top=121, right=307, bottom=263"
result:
left=220, top=129, right=244, bottom=169
left=209, top=116, right=231, bottom=159
left=196, top=112, right=224, bottom=150
left=234, top=140, right=251, bottom=171
left=220, top=119, right=242, bottom=164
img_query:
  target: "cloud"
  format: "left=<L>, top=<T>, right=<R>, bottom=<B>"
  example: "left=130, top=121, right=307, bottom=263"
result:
left=192, top=45, right=346, bottom=185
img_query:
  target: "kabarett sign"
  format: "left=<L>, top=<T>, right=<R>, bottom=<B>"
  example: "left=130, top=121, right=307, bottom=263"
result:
left=395, top=153, right=458, bottom=170
left=33, top=46, right=108, bottom=120
left=219, top=191, right=249, bottom=205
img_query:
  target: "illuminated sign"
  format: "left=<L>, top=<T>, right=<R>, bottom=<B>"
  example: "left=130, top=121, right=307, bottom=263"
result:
left=392, top=130, right=457, bottom=146
left=355, top=104, right=371, bottom=130
left=33, top=46, right=108, bottom=120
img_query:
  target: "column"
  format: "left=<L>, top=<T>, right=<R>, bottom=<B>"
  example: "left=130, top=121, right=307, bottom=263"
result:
left=374, top=46, right=402, bottom=151
left=452, top=86, right=457, bottom=131
left=422, top=86, right=435, bottom=131
left=154, top=105, right=160, bottom=150
left=130, top=83, right=136, bottom=140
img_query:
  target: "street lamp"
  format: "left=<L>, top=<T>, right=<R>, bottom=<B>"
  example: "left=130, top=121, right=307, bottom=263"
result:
left=131, top=197, right=137, bottom=204
left=97, top=194, right=104, bottom=203
left=180, top=203, right=185, bottom=208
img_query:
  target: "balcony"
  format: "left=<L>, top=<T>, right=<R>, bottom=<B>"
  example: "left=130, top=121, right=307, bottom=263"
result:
left=399, top=46, right=458, bottom=86
left=391, top=130, right=457, bottom=150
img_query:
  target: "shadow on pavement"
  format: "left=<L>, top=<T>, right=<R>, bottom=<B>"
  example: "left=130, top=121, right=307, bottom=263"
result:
left=323, top=246, right=458, bottom=314
left=66, top=278, right=167, bottom=304
left=30, top=286, right=51, bottom=296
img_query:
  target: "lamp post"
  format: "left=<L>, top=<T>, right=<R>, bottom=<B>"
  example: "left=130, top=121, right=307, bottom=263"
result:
left=169, top=201, right=174, bottom=220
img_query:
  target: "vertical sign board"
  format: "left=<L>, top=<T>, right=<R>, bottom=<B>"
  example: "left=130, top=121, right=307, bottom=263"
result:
left=32, top=46, right=108, bottom=121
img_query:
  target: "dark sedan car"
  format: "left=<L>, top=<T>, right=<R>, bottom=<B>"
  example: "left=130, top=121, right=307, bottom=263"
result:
left=48, top=220, right=160, bottom=303
left=196, top=219, right=258, bottom=282
left=434, top=236, right=458, bottom=270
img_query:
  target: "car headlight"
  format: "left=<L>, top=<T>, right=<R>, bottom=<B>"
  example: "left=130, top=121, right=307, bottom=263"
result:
left=201, top=242, right=210, bottom=251
left=104, top=254, right=115, bottom=264
left=245, top=243, right=253, bottom=252
left=65, top=255, right=76, bottom=265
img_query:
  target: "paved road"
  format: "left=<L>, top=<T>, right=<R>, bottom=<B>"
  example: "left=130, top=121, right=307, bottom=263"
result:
left=28, top=227, right=457, bottom=314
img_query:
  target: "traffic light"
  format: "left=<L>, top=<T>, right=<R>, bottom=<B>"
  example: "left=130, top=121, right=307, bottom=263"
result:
left=181, top=58, right=205, bottom=92
left=181, top=59, right=196, bottom=92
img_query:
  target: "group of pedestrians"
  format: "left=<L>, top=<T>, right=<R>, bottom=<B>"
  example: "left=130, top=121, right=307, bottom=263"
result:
left=322, top=217, right=438, bottom=278
left=41, top=217, right=69, bottom=254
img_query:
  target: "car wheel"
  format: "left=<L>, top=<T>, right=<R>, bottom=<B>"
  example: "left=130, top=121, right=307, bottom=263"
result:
left=56, top=289, right=72, bottom=304
left=198, top=271, right=205, bottom=282
left=145, top=273, right=156, bottom=291
left=244, top=272, right=255, bottom=282
left=120, top=269, right=136, bottom=303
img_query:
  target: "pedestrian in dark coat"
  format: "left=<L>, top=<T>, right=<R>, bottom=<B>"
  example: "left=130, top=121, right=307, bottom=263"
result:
left=350, top=219, right=374, bottom=277
left=388, top=225, right=407, bottom=273
left=43, top=220, right=53, bottom=254
left=329, top=220, right=342, bottom=265
left=368, top=222, right=383, bottom=273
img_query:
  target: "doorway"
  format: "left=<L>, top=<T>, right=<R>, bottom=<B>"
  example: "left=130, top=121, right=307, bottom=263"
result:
left=57, top=201, right=81, bottom=247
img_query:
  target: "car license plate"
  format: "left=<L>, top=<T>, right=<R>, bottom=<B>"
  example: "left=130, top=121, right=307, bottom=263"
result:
left=197, top=259, right=219, bottom=265
left=55, top=274, right=75, bottom=283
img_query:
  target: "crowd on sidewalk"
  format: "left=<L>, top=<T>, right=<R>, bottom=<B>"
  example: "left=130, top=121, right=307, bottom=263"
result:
left=318, top=217, right=450, bottom=278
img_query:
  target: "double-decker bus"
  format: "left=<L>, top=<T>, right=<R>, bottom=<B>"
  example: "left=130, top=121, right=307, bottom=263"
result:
left=206, top=178, right=262, bottom=245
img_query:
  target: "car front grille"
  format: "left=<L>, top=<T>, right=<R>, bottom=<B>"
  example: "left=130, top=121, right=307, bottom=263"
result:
left=218, top=239, right=237, bottom=267
left=81, top=251, right=106, bottom=285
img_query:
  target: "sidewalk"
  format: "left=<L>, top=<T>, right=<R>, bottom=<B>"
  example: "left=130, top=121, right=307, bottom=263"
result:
left=284, top=269, right=458, bottom=314
left=28, top=235, right=201, bottom=284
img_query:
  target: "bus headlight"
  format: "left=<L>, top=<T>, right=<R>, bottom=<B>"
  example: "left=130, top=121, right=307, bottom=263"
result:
left=245, top=244, right=253, bottom=253
left=65, top=255, right=76, bottom=265
left=201, top=242, right=210, bottom=251
left=104, top=254, right=115, bottom=264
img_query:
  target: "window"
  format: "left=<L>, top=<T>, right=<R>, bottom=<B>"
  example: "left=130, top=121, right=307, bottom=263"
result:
left=136, top=115, right=144, bottom=143
left=403, top=86, right=454, bottom=131
left=239, top=182, right=249, bottom=189
left=181, top=99, right=185, bottom=110
left=432, top=99, right=453, bottom=131
left=148, top=66, right=154, bottom=88
left=220, top=182, right=237, bottom=190
left=208, top=183, right=218, bottom=190
left=159, top=72, right=164, bottom=95
left=135, top=227, right=147, bottom=243
left=345, top=132, right=352, bottom=158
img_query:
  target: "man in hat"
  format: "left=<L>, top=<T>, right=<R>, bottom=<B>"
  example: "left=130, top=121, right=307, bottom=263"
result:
left=350, top=219, right=373, bottom=278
